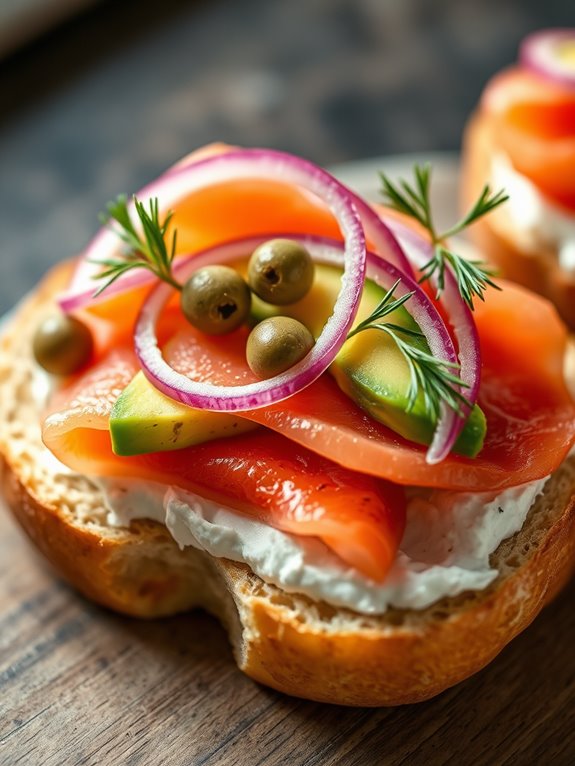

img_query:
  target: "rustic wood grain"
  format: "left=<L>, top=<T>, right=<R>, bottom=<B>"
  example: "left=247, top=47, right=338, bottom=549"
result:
left=1, top=501, right=575, bottom=766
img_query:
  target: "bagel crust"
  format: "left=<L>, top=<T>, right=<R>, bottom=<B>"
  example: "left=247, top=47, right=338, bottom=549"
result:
left=1, top=262, right=575, bottom=706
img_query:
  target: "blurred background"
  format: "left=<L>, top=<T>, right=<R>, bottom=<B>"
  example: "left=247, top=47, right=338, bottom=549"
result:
left=0, top=0, right=573, bottom=314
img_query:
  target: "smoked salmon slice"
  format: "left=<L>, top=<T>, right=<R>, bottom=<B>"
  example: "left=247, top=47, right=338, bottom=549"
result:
left=165, top=278, right=575, bottom=490
left=44, top=358, right=405, bottom=582
left=43, top=277, right=575, bottom=493
left=482, top=67, right=575, bottom=210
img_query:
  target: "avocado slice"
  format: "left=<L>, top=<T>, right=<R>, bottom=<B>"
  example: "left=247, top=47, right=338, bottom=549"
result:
left=252, top=263, right=485, bottom=458
left=110, top=371, right=257, bottom=456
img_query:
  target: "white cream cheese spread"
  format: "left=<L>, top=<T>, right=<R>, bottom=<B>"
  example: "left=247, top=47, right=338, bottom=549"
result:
left=98, top=475, right=548, bottom=615
left=490, top=154, right=575, bottom=271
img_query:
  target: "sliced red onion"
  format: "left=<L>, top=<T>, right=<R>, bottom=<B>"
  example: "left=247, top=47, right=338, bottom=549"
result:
left=59, top=148, right=410, bottom=312
left=133, top=150, right=366, bottom=411
left=520, top=29, right=575, bottom=89
left=380, top=216, right=482, bottom=462
left=136, top=232, right=462, bottom=463
left=338, top=193, right=416, bottom=278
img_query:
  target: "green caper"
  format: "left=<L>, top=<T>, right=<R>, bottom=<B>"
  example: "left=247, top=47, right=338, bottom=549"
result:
left=246, top=316, right=314, bottom=378
left=247, top=239, right=315, bottom=305
left=32, top=315, right=93, bottom=375
left=181, top=265, right=251, bottom=335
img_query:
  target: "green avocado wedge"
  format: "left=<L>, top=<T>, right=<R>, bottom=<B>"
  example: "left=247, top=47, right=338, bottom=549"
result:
left=251, top=263, right=485, bottom=458
left=110, top=371, right=258, bottom=456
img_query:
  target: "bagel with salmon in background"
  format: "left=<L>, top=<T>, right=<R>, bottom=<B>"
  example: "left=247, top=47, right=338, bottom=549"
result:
left=2, top=144, right=575, bottom=707
left=462, top=29, right=575, bottom=330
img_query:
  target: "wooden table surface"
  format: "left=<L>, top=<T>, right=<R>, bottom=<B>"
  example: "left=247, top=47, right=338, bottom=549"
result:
left=2, top=1, right=575, bottom=764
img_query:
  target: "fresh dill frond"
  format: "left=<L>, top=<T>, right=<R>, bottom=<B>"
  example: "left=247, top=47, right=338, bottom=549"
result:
left=419, top=245, right=499, bottom=308
left=380, top=165, right=508, bottom=309
left=442, top=185, right=509, bottom=239
left=346, top=279, right=415, bottom=339
left=92, top=194, right=180, bottom=296
left=346, top=279, right=470, bottom=420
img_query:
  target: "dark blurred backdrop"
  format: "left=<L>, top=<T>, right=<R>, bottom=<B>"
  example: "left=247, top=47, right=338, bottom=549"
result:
left=0, top=0, right=573, bottom=313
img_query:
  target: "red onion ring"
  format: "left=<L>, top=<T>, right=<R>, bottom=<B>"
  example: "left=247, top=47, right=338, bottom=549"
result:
left=59, top=150, right=413, bottom=313
left=131, top=150, right=366, bottom=411
left=520, top=29, right=575, bottom=89
left=352, top=196, right=416, bottom=278
left=136, top=233, right=462, bottom=463
left=380, top=216, right=481, bottom=461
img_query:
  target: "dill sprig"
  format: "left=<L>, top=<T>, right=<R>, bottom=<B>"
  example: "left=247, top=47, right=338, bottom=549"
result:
left=380, top=165, right=508, bottom=309
left=347, top=279, right=470, bottom=419
left=92, top=194, right=180, bottom=296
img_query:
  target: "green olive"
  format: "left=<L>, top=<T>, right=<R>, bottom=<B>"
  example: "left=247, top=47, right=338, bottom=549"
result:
left=32, top=315, right=93, bottom=375
left=247, top=239, right=315, bottom=305
left=246, top=316, right=314, bottom=378
left=181, top=265, right=251, bottom=335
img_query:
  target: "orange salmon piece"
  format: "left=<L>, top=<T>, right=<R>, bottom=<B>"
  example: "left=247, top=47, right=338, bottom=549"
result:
left=44, top=381, right=405, bottom=581
left=483, top=66, right=575, bottom=210
left=43, top=278, right=575, bottom=493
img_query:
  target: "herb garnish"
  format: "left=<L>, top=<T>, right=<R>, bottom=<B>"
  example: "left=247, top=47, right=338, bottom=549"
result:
left=346, top=279, right=470, bottom=419
left=92, top=195, right=180, bottom=295
left=380, top=165, right=508, bottom=309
